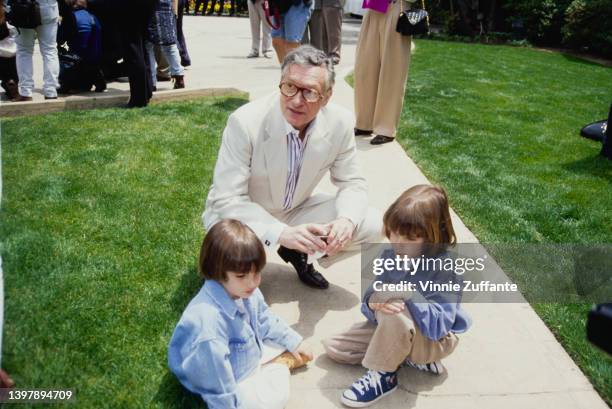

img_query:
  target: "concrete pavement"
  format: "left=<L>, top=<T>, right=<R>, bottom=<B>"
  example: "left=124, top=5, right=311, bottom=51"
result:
left=10, top=15, right=608, bottom=408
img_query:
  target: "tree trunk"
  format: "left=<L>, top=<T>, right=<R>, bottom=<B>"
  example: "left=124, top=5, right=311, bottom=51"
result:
left=487, top=0, right=497, bottom=32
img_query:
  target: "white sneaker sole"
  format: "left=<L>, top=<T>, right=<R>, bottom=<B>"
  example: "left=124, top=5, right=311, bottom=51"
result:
left=340, top=385, right=398, bottom=408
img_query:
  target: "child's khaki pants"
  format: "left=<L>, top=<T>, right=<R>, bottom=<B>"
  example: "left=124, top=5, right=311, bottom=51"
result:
left=323, top=310, right=458, bottom=372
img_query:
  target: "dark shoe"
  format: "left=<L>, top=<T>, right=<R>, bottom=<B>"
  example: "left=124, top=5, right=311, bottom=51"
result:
left=94, top=79, right=107, bottom=93
left=370, top=135, right=394, bottom=145
left=278, top=246, right=329, bottom=289
left=44, top=96, right=58, bottom=100
left=11, top=95, right=33, bottom=102
left=354, top=128, right=372, bottom=136
left=172, top=75, right=185, bottom=89
left=57, top=86, right=73, bottom=95
left=152, top=86, right=157, bottom=92
left=157, top=74, right=172, bottom=82
left=3, top=79, right=18, bottom=100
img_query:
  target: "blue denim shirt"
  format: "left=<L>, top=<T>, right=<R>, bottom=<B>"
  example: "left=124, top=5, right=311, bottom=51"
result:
left=168, top=280, right=302, bottom=409
left=362, top=248, right=472, bottom=341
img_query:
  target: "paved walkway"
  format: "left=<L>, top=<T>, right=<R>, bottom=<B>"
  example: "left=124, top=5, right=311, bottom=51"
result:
left=16, top=15, right=608, bottom=408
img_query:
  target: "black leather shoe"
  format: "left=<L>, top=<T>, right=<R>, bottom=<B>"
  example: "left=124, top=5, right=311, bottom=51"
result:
left=370, top=135, right=394, bottom=145
left=278, top=246, right=329, bottom=289
left=354, top=128, right=373, bottom=136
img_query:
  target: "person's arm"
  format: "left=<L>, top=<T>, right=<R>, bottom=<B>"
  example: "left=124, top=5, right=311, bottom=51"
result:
left=204, top=114, right=288, bottom=248
left=406, top=291, right=458, bottom=341
left=170, top=335, right=243, bottom=409
left=256, top=291, right=302, bottom=352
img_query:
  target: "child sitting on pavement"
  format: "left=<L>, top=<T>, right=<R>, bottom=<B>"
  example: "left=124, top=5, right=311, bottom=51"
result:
left=168, top=219, right=312, bottom=409
left=323, top=184, right=472, bottom=407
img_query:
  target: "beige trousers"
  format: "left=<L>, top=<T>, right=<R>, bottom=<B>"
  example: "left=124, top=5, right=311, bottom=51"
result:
left=354, top=1, right=412, bottom=138
left=323, top=310, right=458, bottom=372
left=248, top=0, right=272, bottom=54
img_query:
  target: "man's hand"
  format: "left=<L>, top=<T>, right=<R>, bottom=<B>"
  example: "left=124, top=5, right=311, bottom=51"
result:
left=291, top=341, right=314, bottom=363
left=325, top=217, right=355, bottom=256
left=279, top=224, right=329, bottom=255
left=368, top=299, right=405, bottom=315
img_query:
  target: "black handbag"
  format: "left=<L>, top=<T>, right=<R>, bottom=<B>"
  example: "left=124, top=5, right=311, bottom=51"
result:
left=396, top=0, right=429, bottom=36
left=7, top=0, right=41, bottom=29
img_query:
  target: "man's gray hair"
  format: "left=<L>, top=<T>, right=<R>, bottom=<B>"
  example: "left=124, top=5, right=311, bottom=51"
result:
left=281, top=45, right=335, bottom=90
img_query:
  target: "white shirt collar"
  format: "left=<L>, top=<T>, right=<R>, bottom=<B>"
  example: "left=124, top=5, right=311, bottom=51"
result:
left=284, top=116, right=317, bottom=141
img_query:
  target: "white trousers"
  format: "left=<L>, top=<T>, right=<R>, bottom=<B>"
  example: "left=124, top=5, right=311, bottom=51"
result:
left=237, top=344, right=290, bottom=409
left=15, top=19, right=60, bottom=98
left=145, top=41, right=184, bottom=87
left=247, top=0, right=272, bottom=54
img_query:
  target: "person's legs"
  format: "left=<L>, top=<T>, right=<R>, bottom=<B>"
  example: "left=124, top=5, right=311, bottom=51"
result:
left=36, top=20, right=60, bottom=98
left=236, top=364, right=290, bottom=409
left=322, top=6, right=342, bottom=64
left=322, top=320, right=376, bottom=365
left=0, top=57, right=19, bottom=99
left=258, top=0, right=272, bottom=55
left=283, top=194, right=383, bottom=247
left=161, top=44, right=185, bottom=77
left=371, top=0, right=411, bottom=138
left=145, top=41, right=158, bottom=89
left=248, top=0, right=261, bottom=56
left=273, top=2, right=313, bottom=63
left=176, top=0, right=191, bottom=65
left=272, top=38, right=286, bottom=63
left=353, top=10, right=381, bottom=132
left=161, top=43, right=186, bottom=88
left=15, top=28, right=36, bottom=97
left=155, top=45, right=171, bottom=80
left=363, top=309, right=458, bottom=372
left=308, top=9, right=324, bottom=51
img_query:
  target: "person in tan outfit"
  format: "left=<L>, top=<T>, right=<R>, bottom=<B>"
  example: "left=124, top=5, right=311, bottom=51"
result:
left=353, top=0, right=415, bottom=145
left=323, top=185, right=472, bottom=407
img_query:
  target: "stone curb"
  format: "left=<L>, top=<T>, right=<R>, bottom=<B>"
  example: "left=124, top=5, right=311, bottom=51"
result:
left=0, top=87, right=248, bottom=118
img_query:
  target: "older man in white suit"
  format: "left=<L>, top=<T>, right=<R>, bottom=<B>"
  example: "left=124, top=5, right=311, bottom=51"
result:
left=203, top=45, right=382, bottom=289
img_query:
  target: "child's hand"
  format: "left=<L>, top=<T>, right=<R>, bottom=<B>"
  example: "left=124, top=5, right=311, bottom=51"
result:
left=368, top=300, right=405, bottom=315
left=292, top=341, right=314, bottom=362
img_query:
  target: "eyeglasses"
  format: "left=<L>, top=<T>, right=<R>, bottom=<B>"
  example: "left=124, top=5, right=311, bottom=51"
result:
left=279, top=82, right=324, bottom=103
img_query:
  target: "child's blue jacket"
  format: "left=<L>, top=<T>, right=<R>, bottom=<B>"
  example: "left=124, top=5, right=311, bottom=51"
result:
left=361, top=248, right=472, bottom=341
left=168, top=279, right=302, bottom=409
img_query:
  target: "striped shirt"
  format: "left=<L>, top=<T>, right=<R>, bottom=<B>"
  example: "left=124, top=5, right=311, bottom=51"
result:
left=283, top=124, right=312, bottom=210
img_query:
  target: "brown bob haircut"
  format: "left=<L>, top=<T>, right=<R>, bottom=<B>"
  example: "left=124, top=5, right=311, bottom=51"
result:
left=383, top=185, right=456, bottom=245
left=199, top=219, right=266, bottom=281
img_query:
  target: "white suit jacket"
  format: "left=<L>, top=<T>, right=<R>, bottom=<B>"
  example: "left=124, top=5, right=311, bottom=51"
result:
left=203, top=93, right=368, bottom=249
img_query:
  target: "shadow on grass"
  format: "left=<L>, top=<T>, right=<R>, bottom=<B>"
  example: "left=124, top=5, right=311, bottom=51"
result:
left=211, top=97, right=248, bottom=112
left=562, top=153, right=612, bottom=182
left=561, top=53, right=612, bottom=68
left=153, top=266, right=207, bottom=409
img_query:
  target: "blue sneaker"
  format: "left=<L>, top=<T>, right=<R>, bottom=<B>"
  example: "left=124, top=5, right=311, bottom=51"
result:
left=340, top=369, right=398, bottom=407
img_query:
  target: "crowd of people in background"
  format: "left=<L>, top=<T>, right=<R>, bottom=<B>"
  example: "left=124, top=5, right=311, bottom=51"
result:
left=0, top=0, right=190, bottom=107
left=1, top=0, right=411, bottom=142
left=0, top=0, right=348, bottom=106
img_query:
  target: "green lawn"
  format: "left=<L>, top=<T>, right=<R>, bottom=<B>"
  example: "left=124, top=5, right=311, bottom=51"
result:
left=0, top=97, right=247, bottom=408
left=396, top=40, right=612, bottom=403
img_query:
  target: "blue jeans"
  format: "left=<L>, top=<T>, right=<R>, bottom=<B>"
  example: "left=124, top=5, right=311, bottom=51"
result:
left=145, top=41, right=184, bottom=87
left=271, top=2, right=314, bottom=43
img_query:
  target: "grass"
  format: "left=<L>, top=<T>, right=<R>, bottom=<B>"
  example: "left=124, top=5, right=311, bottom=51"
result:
left=393, top=40, right=612, bottom=403
left=0, top=97, right=248, bottom=408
